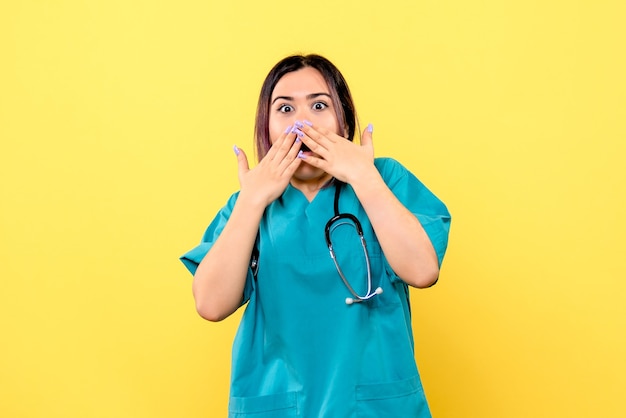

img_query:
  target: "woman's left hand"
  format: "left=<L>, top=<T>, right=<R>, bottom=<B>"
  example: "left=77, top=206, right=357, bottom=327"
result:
left=297, top=123, right=375, bottom=184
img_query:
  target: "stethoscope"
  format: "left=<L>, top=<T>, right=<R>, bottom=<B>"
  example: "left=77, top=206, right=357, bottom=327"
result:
left=324, top=182, right=383, bottom=305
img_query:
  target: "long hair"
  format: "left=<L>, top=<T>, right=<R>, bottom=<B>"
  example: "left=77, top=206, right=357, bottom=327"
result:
left=254, top=54, right=357, bottom=161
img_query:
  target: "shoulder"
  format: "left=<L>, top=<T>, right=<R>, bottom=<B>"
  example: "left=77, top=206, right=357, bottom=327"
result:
left=198, top=191, right=241, bottom=241
left=374, top=157, right=414, bottom=184
left=375, top=156, right=410, bottom=174
left=373, top=158, right=442, bottom=203
left=225, top=191, right=241, bottom=208
left=215, top=191, right=241, bottom=215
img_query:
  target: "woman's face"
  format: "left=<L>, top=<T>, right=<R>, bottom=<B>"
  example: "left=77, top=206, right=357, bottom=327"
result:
left=268, top=66, right=341, bottom=184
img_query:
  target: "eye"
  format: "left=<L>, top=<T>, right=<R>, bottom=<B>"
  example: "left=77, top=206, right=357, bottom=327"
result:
left=278, top=104, right=294, bottom=113
left=312, top=101, right=328, bottom=111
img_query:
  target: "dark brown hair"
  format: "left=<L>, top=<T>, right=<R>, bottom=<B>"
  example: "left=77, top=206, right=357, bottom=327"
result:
left=254, top=54, right=357, bottom=161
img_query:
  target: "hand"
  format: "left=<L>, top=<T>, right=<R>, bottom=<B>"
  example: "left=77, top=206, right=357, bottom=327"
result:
left=297, top=122, right=375, bottom=185
left=234, top=127, right=302, bottom=208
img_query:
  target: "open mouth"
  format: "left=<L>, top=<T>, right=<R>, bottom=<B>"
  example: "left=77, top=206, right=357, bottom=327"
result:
left=300, top=143, right=311, bottom=152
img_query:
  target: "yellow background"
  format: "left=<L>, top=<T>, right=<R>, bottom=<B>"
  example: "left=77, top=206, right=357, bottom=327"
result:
left=1, top=1, right=625, bottom=417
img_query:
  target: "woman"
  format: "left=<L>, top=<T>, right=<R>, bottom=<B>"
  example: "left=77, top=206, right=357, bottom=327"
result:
left=181, top=54, right=451, bottom=417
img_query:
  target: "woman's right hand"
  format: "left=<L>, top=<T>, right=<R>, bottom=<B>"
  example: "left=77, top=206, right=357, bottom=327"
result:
left=193, top=128, right=300, bottom=322
left=234, top=127, right=302, bottom=208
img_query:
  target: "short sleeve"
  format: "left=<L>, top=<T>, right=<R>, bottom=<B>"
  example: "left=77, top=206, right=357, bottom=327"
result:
left=179, top=192, right=255, bottom=304
left=375, top=158, right=452, bottom=278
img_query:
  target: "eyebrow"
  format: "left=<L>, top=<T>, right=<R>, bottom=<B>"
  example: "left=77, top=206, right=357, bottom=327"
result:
left=271, top=92, right=332, bottom=105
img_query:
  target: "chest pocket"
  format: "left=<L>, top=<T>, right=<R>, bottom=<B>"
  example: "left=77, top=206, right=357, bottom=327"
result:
left=228, top=391, right=299, bottom=418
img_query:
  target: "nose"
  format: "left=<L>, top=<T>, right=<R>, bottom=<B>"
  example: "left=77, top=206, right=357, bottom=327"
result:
left=293, top=107, right=313, bottom=125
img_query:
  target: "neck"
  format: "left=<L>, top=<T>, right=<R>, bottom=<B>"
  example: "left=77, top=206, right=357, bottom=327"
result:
left=290, top=174, right=333, bottom=202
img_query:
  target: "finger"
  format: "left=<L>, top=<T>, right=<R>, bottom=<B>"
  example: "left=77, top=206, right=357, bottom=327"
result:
left=360, top=123, right=374, bottom=148
left=297, top=152, right=335, bottom=177
left=233, top=145, right=249, bottom=180
left=267, top=125, right=297, bottom=161
left=299, top=123, right=337, bottom=147
left=286, top=133, right=304, bottom=159
left=275, top=133, right=303, bottom=173
left=297, top=129, right=331, bottom=157
left=301, top=120, right=345, bottom=140
left=281, top=148, right=304, bottom=177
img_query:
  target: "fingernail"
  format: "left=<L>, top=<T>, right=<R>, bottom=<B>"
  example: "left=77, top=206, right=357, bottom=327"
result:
left=297, top=150, right=306, bottom=159
left=303, top=120, right=313, bottom=126
left=293, top=128, right=304, bottom=138
left=284, top=125, right=292, bottom=134
left=233, top=145, right=240, bottom=156
left=367, top=123, right=374, bottom=133
left=294, top=120, right=304, bottom=129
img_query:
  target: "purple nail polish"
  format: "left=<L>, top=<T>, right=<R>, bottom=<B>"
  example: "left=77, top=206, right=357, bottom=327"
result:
left=233, top=145, right=240, bottom=156
left=294, top=128, right=304, bottom=138
left=303, top=120, right=313, bottom=126
left=285, top=125, right=293, bottom=134
left=297, top=150, right=306, bottom=159
left=294, top=120, right=304, bottom=129
left=367, top=123, right=373, bottom=133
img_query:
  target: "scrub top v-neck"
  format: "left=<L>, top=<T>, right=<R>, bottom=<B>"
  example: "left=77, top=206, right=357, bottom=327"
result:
left=181, top=158, right=451, bottom=418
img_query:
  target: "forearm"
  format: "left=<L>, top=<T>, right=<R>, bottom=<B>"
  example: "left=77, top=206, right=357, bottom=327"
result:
left=192, top=195, right=265, bottom=321
left=350, top=169, right=439, bottom=288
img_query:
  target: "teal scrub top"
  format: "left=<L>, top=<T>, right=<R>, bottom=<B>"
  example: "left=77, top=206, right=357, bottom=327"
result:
left=181, top=158, right=451, bottom=418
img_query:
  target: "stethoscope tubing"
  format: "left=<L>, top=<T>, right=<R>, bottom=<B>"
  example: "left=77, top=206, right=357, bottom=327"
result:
left=325, top=183, right=383, bottom=305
